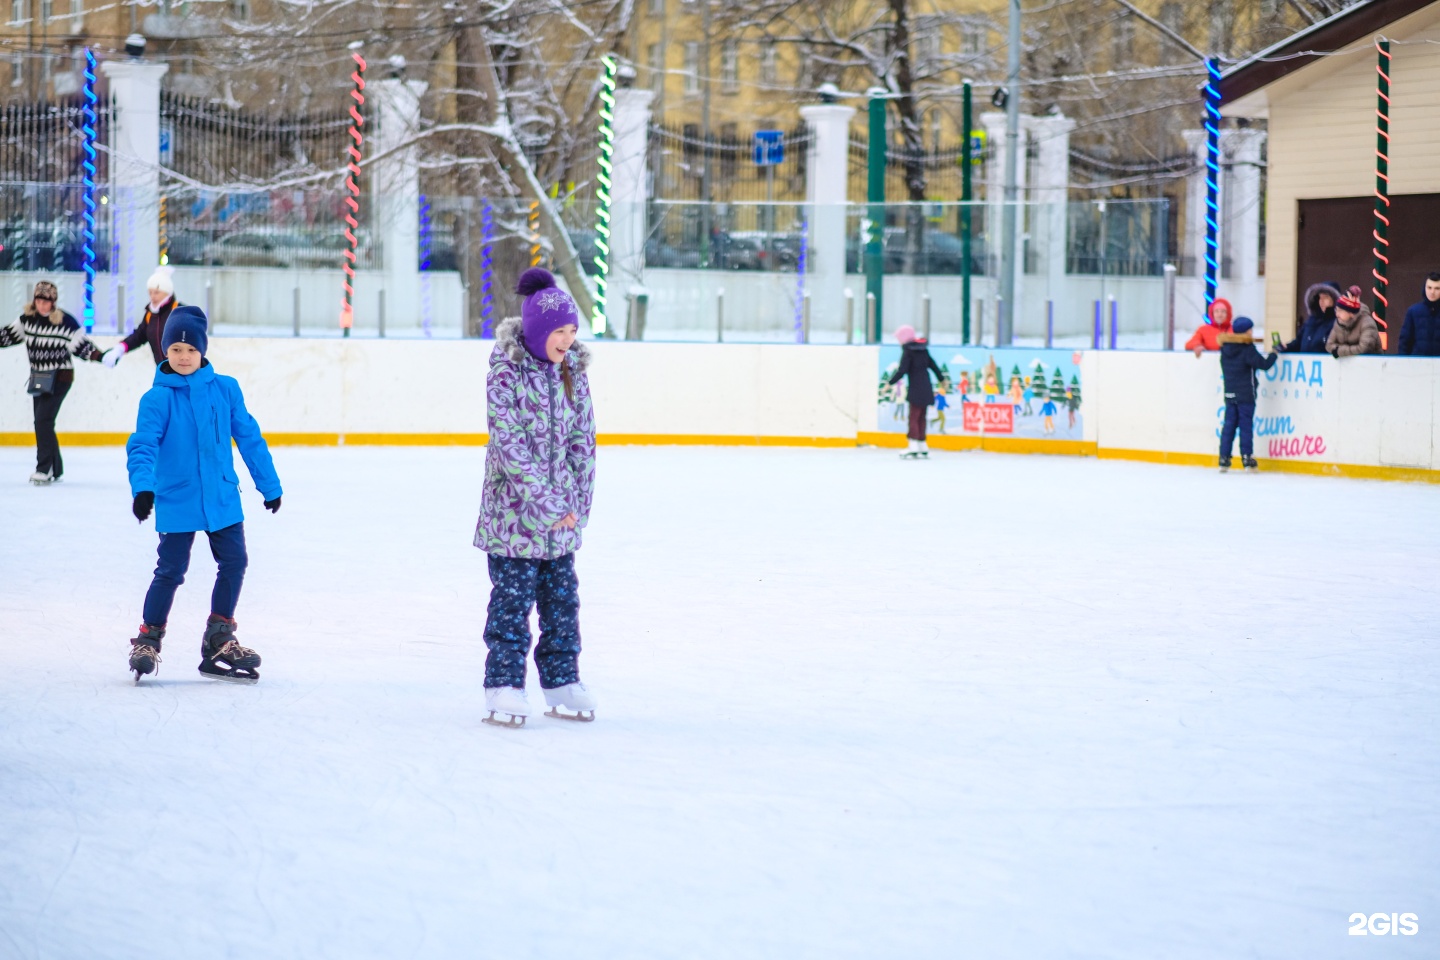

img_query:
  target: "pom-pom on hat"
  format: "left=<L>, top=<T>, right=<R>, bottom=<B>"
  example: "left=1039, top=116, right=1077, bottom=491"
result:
left=162, top=305, right=209, bottom=357
left=894, top=325, right=917, bottom=344
left=1336, top=286, right=1364, bottom=313
left=516, top=267, right=580, bottom=363
left=1232, top=316, right=1254, bottom=334
left=146, top=265, right=175, bottom=296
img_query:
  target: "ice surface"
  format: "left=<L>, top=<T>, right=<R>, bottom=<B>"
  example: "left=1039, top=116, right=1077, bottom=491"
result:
left=1, top=445, right=1437, bottom=959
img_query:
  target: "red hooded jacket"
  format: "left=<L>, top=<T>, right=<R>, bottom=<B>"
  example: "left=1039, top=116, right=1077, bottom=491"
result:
left=1185, top=298, right=1233, bottom=352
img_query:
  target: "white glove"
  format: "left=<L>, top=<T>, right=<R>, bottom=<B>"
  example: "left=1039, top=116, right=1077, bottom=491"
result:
left=101, top=344, right=127, bottom=368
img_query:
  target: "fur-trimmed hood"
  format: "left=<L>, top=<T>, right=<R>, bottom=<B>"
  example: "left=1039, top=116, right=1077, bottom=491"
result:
left=493, top=316, right=592, bottom=373
left=1304, top=282, right=1341, bottom=317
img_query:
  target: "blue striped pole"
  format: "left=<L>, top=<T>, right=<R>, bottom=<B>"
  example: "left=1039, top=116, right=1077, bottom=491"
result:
left=1203, top=57, right=1221, bottom=314
left=81, top=48, right=98, bottom=332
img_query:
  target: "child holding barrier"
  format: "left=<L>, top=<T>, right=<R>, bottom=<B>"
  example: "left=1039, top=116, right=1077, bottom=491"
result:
left=1217, top=316, right=1278, bottom=473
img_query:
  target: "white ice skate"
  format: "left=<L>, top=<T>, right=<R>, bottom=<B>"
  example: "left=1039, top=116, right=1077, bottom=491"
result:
left=900, top=440, right=929, bottom=460
left=29, top=470, right=56, bottom=485
left=483, top=686, right=530, bottom=728
left=543, top=682, right=596, bottom=722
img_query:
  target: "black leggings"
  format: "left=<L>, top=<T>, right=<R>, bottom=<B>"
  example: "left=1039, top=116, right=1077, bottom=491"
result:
left=32, top=377, right=72, bottom=477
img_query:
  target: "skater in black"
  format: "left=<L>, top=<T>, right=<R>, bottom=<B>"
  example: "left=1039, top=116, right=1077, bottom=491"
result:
left=0, top=280, right=104, bottom=484
left=888, top=324, right=945, bottom=459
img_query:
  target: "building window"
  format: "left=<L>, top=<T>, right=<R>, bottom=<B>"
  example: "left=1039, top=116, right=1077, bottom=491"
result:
left=648, top=0, right=663, bottom=13
left=1159, top=3, right=1183, bottom=63
left=11, top=0, right=26, bottom=24
left=10, top=52, right=22, bottom=87
left=1112, top=16, right=1135, bottom=64
left=231, top=0, right=249, bottom=20
left=962, top=22, right=985, bottom=57
left=39, top=0, right=49, bottom=20
left=760, top=40, right=777, bottom=85
left=721, top=39, right=738, bottom=93
left=915, top=32, right=940, bottom=76
left=69, top=0, right=81, bottom=27
left=719, top=122, right=738, bottom=180
left=682, top=41, right=699, bottom=94
left=648, top=43, right=664, bottom=96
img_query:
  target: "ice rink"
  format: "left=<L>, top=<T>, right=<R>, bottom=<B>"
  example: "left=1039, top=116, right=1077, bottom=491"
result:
left=1, top=444, right=1437, bottom=959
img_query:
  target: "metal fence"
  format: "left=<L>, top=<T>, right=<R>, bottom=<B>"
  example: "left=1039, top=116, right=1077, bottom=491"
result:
left=0, top=99, right=110, bottom=271
left=649, top=123, right=811, bottom=203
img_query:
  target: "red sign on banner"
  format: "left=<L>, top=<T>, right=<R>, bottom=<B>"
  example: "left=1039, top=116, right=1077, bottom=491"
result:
left=962, top=402, right=1014, bottom=434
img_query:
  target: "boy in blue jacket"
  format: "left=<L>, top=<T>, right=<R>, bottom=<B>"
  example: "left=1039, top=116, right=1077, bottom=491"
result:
left=124, top=307, right=282, bottom=683
left=1217, top=316, right=1278, bottom=473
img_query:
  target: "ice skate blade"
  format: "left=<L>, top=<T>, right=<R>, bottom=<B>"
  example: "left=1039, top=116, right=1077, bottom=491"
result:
left=198, top=665, right=259, bottom=684
left=545, top=708, right=595, bottom=722
left=483, top=711, right=526, bottom=728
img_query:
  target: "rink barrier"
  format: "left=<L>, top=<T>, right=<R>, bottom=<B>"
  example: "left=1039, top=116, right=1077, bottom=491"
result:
left=7, top=431, right=1439, bottom=483
left=5, top=341, right=1440, bottom=484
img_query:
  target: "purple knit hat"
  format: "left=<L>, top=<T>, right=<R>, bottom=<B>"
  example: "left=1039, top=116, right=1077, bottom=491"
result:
left=516, top=268, right=580, bottom=363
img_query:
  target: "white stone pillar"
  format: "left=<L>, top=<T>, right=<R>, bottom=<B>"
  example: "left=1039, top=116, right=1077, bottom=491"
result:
left=370, top=77, right=428, bottom=330
left=1224, top=128, right=1265, bottom=284
left=607, top=86, right=654, bottom=335
left=102, top=60, right=168, bottom=326
left=1030, top=114, right=1075, bottom=318
left=981, top=111, right=1029, bottom=337
left=1181, top=129, right=1210, bottom=278
left=799, top=103, right=855, bottom=333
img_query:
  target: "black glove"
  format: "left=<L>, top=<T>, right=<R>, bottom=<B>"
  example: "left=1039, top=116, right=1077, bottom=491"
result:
left=263, top=496, right=281, bottom=514
left=1331, top=347, right=1341, bottom=359
left=133, top=491, right=154, bottom=522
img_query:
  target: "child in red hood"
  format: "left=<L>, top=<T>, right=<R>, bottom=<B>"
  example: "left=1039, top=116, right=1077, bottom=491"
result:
left=1187, top=298, right=1234, bottom=355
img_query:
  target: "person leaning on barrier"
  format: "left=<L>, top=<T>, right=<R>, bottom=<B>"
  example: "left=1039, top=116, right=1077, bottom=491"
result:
left=102, top=265, right=179, bottom=367
left=1279, top=281, right=1339, bottom=354
left=1325, top=286, right=1381, bottom=358
left=1398, top=272, right=1440, bottom=357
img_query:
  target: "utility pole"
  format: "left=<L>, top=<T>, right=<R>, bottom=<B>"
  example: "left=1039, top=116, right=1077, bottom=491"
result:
left=961, top=80, right=973, bottom=344
left=699, top=0, right=713, bottom=267
left=999, top=0, right=1021, bottom=344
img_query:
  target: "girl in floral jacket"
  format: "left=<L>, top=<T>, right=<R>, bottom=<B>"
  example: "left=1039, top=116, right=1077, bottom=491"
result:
left=474, top=268, right=597, bottom=727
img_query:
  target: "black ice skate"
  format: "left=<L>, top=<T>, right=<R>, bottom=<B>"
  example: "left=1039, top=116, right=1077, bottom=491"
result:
left=1242, top=456, right=1258, bottom=472
left=1218, top=457, right=1232, bottom=473
left=129, top=622, right=165, bottom=683
left=199, top=616, right=261, bottom=683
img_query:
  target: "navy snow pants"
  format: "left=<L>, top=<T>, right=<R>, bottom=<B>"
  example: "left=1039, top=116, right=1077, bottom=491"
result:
left=142, top=522, right=248, bottom=625
left=483, top=553, right=582, bottom=690
left=1220, top=402, right=1256, bottom=459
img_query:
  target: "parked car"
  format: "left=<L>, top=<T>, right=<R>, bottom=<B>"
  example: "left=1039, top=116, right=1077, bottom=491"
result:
left=201, top=231, right=290, bottom=268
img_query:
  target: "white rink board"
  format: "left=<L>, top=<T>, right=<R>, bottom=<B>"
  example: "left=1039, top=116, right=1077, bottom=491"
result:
left=1, top=338, right=1437, bottom=475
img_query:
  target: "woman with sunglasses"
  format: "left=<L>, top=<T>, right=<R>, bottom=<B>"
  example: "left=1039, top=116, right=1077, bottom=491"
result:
left=0, top=280, right=104, bottom=484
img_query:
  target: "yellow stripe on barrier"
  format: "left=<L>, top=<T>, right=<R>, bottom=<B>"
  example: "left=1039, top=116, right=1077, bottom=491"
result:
left=4, top=430, right=1435, bottom=483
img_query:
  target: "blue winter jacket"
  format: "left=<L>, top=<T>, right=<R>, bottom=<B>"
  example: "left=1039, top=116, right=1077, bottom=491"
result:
left=126, top=360, right=282, bottom=533
left=1219, top=335, right=1278, bottom=406
left=1398, top=298, right=1440, bottom=356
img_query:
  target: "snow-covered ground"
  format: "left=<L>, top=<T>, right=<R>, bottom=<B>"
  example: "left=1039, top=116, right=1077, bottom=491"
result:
left=1, top=445, right=1436, bottom=960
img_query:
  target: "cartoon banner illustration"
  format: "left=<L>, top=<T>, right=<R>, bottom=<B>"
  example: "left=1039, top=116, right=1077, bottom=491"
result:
left=878, top=346, right=1085, bottom=440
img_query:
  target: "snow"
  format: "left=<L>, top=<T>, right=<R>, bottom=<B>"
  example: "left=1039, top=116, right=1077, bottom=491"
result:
left=1, top=444, right=1437, bottom=959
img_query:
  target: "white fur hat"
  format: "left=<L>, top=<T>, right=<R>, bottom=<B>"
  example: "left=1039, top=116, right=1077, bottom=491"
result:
left=146, top=265, right=175, bottom=295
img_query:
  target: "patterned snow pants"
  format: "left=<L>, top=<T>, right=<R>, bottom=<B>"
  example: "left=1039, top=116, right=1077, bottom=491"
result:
left=483, top=552, right=581, bottom=690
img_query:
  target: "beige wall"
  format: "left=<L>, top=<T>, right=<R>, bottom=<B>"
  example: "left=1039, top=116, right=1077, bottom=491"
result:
left=1250, top=5, right=1440, bottom=337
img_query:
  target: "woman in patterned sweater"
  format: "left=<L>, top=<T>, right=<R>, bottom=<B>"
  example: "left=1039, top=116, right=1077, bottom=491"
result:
left=0, top=280, right=104, bottom=483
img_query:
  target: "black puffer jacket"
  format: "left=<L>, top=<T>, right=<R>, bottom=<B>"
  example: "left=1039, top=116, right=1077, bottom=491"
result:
left=120, top=296, right=180, bottom=364
left=1399, top=297, right=1440, bottom=356
left=1219, top=334, right=1278, bottom=405
left=889, top=340, right=944, bottom=406
left=1283, top=282, right=1339, bottom=354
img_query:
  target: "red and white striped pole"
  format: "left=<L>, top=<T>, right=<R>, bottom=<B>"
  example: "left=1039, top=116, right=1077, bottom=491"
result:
left=1372, top=37, right=1391, bottom=350
left=340, top=47, right=367, bottom=337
